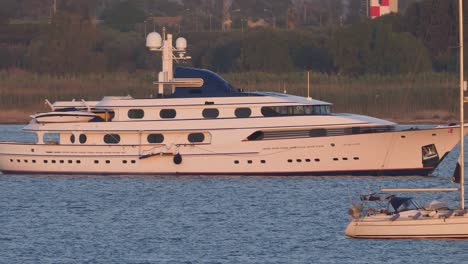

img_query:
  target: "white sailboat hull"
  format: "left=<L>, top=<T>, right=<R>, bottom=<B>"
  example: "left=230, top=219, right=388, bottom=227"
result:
left=345, top=210, right=468, bottom=239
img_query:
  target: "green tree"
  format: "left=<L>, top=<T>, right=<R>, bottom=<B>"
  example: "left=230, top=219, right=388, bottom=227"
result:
left=0, top=0, right=17, bottom=24
left=27, top=12, right=106, bottom=75
left=102, top=1, right=146, bottom=32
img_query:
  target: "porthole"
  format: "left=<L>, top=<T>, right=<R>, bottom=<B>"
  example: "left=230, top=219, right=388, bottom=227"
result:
left=94, top=160, right=99, bottom=164
left=24, top=160, right=28, bottom=163
left=32, top=160, right=36, bottom=163
left=305, top=159, right=311, bottom=162
left=17, top=159, right=20, bottom=163
left=296, top=159, right=302, bottom=162
left=44, top=160, right=48, bottom=164
left=234, top=160, right=239, bottom=164
left=247, top=160, right=253, bottom=164
left=343, top=158, right=348, bottom=161
left=288, top=159, right=293, bottom=163
left=52, top=160, right=56, bottom=164
left=60, top=160, right=64, bottom=164
left=401, top=135, right=406, bottom=138
left=70, top=134, right=75, bottom=143
left=147, top=134, right=164, bottom=144
left=9, top=159, right=13, bottom=162
left=261, top=160, right=266, bottom=164
left=188, top=133, right=205, bottom=143
left=354, top=157, right=360, bottom=160
left=77, top=160, right=81, bottom=164
left=128, top=109, right=144, bottom=119
left=131, top=160, right=136, bottom=164
left=106, top=160, right=110, bottom=164
left=202, top=108, right=219, bottom=119
left=123, top=160, right=128, bottom=164
left=160, top=109, right=176, bottom=119
left=331, top=143, right=335, bottom=147
left=104, top=134, right=120, bottom=144
left=333, top=158, right=339, bottom=161
left=68, top=160, right=72, bottom=164
left=79, top=134, right=87, bottom=144
left=235, top=108, right=252, bottom=118
left=315, top=158, right=320, bottom=162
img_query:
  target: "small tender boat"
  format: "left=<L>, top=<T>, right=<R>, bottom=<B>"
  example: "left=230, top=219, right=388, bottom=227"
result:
left=32, top=111, right=97, bottom=123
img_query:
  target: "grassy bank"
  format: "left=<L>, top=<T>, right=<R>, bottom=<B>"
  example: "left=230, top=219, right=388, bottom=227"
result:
left=0, top=70, right=460, bottom=123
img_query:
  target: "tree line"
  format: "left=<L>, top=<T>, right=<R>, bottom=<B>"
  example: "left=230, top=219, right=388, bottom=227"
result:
left=0, top=0, right=464, bottom=76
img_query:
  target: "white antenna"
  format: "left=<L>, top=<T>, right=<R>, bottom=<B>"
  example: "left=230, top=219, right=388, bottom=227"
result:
left=146, top=29, right=195, bottom=96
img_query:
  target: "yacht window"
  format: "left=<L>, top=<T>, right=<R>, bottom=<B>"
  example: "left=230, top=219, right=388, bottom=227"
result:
left=247, top=131, right=264, bottom=141
left=261, top=105, right=331, bottom=117
left=235, top=108, right=252, bottom=118
left=104, top=134, right=121, bottom=144
left=147, top=134, right=164, bottom=143
left=160, top=109, right=176, bottom=119
left=188, top=133, right=205, bottom=143
left=43, top=133, right=60, bottom=144
left=79, top=134, right=87, bottom=144
left=128, top=109, right=144, bottom=119
left=309, top=129, right=327, bottom=137
left=70, top=134, right=75, bottom=143
left=261, top=107, right=281, bottom=117
left=202, top=108, right=219, bottom=119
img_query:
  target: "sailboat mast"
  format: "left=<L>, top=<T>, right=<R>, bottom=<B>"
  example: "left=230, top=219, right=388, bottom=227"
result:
left=459, top=0, right=465, bottom=210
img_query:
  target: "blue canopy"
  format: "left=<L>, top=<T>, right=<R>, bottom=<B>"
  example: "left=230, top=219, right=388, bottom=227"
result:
left=170, top=67, right=242, bottom=97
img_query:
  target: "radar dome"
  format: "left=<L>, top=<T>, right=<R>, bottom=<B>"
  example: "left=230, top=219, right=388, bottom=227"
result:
left=146, top=32, right=162, bottom=50
left=176, top=37, right=187, bottom=50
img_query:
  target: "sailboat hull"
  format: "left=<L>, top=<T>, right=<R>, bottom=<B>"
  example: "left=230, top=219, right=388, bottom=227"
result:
left=345, top=210, right=468, bottom=239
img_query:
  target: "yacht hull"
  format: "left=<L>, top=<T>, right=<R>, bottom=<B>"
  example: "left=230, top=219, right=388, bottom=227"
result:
left=345, top=210, right=468, bottom=239
left=0, top=126, right=462, bottom=176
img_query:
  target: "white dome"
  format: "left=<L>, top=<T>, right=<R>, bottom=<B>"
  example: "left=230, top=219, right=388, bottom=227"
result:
left=176, top=37, right=187, bottom=50
left=146, top=32, right=162, bottom=50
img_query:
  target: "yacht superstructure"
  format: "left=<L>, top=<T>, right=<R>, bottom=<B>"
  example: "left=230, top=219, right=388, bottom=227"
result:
left=0, top=31, right=464, bottom=176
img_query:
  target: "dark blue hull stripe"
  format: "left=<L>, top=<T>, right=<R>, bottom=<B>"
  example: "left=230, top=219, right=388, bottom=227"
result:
left=0, top=168, right=432, bottom=177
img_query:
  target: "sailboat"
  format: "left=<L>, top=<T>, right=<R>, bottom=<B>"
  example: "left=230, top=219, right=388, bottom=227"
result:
left=345, top=0, right=468, bottom=239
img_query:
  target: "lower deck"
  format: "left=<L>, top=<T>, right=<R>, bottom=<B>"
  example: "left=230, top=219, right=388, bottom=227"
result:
left=0, top=126, right=462, bottom=176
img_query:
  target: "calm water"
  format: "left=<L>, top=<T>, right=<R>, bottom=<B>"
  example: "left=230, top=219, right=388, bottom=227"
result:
left=1, top=124, right=468, bottom=263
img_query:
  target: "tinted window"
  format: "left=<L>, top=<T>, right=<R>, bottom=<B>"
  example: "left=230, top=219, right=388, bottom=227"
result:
left=128, top=109, right=144, bottom=119
left=188, top=133, right=205, bottom=143
left=202, top=108, right=219, bottom=118
left=235, top=108, right=251, bottom=118
left=261, top=107, right=280, bottom=117
left=70, top=134, right=75, bottom=143
left=309, top=129, right=327, bottom=137
left=79, top=134, right=87, bottom=144
left=104, top=134, right=121, bottom=144
left=247, top=131, right=264, bottom=141
left=261, top=105, right=331, bottom=117
left=147, top=134, right=164, bottom=143
left=160, top=109, right=176, bottom=119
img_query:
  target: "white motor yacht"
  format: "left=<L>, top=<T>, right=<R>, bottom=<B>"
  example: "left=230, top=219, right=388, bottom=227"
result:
left=0, top=30, right=465, bottom=176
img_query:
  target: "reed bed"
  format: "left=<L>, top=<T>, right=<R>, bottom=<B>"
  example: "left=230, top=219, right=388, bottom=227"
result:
left=0, top=70, right=460, bottom=123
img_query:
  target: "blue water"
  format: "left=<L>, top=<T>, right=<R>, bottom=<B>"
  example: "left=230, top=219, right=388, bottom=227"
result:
left=1, top=124, right=468, bottom=263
